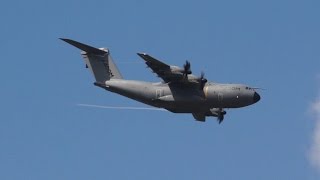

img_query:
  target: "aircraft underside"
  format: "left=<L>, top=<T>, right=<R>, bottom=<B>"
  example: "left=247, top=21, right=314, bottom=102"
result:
left=61, top=38, right=261, bottom=123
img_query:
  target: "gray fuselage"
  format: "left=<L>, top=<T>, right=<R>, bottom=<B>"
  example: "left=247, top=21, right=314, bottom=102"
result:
left=60, top=38, right=261, bottom=122
left=103, top=79, right=260, bottom=113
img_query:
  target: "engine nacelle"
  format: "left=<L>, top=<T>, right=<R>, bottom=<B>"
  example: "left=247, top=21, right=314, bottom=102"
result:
left=170, top=66, right=192, bottom=74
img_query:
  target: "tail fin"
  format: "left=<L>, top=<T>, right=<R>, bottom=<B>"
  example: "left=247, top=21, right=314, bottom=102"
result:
left=60, top=38, right=122, bottom=83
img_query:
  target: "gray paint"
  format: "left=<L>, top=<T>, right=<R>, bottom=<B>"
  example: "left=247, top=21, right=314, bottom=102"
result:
left=61, top=38, right=260, bottom=123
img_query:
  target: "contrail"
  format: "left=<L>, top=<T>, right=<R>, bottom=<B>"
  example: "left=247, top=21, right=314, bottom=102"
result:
left=310, top=94, right=320, bottom=171
left=77, top=103, right=167, bottom=111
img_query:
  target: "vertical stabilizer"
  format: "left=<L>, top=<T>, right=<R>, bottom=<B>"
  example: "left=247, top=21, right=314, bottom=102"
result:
left=60, top=38, right=122, bottom=83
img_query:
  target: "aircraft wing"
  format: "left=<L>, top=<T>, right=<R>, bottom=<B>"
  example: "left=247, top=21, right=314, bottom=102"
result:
left=137, top=53, right=207, bottom=88
left=137, top=53, right=174, bottom=82
left=137, top=53, right=197, bottom=84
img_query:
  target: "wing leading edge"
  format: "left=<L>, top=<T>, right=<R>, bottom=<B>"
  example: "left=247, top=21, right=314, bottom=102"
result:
left=137, top=53, right=201, bottom=85
left=137, top=53, right=173, bottom=82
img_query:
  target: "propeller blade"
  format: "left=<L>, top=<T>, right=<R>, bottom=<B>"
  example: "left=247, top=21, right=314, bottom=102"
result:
left=217, top=108, right=225, bottom=124
left=184, top=60, right=190, bottom=71
left=199, top=71, right=207, bottom=89
left=200, top=71, right=204, bottom=79
left=183, top=60, right=192, bottom=78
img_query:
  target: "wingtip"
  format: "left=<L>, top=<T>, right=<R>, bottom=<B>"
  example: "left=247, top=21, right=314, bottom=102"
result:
left=59, top=38, right=68, bottom=41
left=137, top=52, right=147, bottom=56
left=59, top=38, right=74, bottom=44
left=59, top=38, right=74, bottom=45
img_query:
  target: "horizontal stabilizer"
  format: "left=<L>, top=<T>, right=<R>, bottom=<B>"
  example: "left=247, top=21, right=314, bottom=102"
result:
left=60, top=38, right=107, bottom=55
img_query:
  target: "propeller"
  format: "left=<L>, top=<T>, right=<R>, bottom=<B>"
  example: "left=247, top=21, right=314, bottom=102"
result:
left=199, top=71, right=208, bottom=89
left=217, top=108, right=226, bottom=124
left=183, top=60, right=192, bottom=78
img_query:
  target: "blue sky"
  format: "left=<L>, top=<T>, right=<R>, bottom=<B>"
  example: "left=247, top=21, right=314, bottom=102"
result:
left=1, top=0, right=320, bottom=179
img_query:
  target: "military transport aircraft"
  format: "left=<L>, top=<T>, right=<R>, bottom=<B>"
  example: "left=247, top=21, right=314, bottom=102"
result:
left=61, top=38, right=260, bottom=123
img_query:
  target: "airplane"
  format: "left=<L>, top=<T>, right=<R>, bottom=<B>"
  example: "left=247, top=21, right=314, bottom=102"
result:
left=60, top=38, right=261, bottom=123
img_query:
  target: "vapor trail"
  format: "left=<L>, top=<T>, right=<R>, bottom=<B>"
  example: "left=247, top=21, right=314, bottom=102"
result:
left=77, top=103, right=166, bottom=111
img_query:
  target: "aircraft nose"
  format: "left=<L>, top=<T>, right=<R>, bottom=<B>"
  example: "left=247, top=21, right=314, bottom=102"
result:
left=253, top=92, right=261, bottom=103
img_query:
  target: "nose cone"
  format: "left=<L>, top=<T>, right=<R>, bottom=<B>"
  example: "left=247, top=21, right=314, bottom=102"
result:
left=253, top=92, right=261, bottom=103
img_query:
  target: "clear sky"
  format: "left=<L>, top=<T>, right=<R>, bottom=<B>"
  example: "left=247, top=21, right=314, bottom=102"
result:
left=1, top=0, right=320, bottom=179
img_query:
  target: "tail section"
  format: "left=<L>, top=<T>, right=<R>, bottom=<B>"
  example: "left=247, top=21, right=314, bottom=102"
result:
left=60, top=38, right=122, bottom=83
